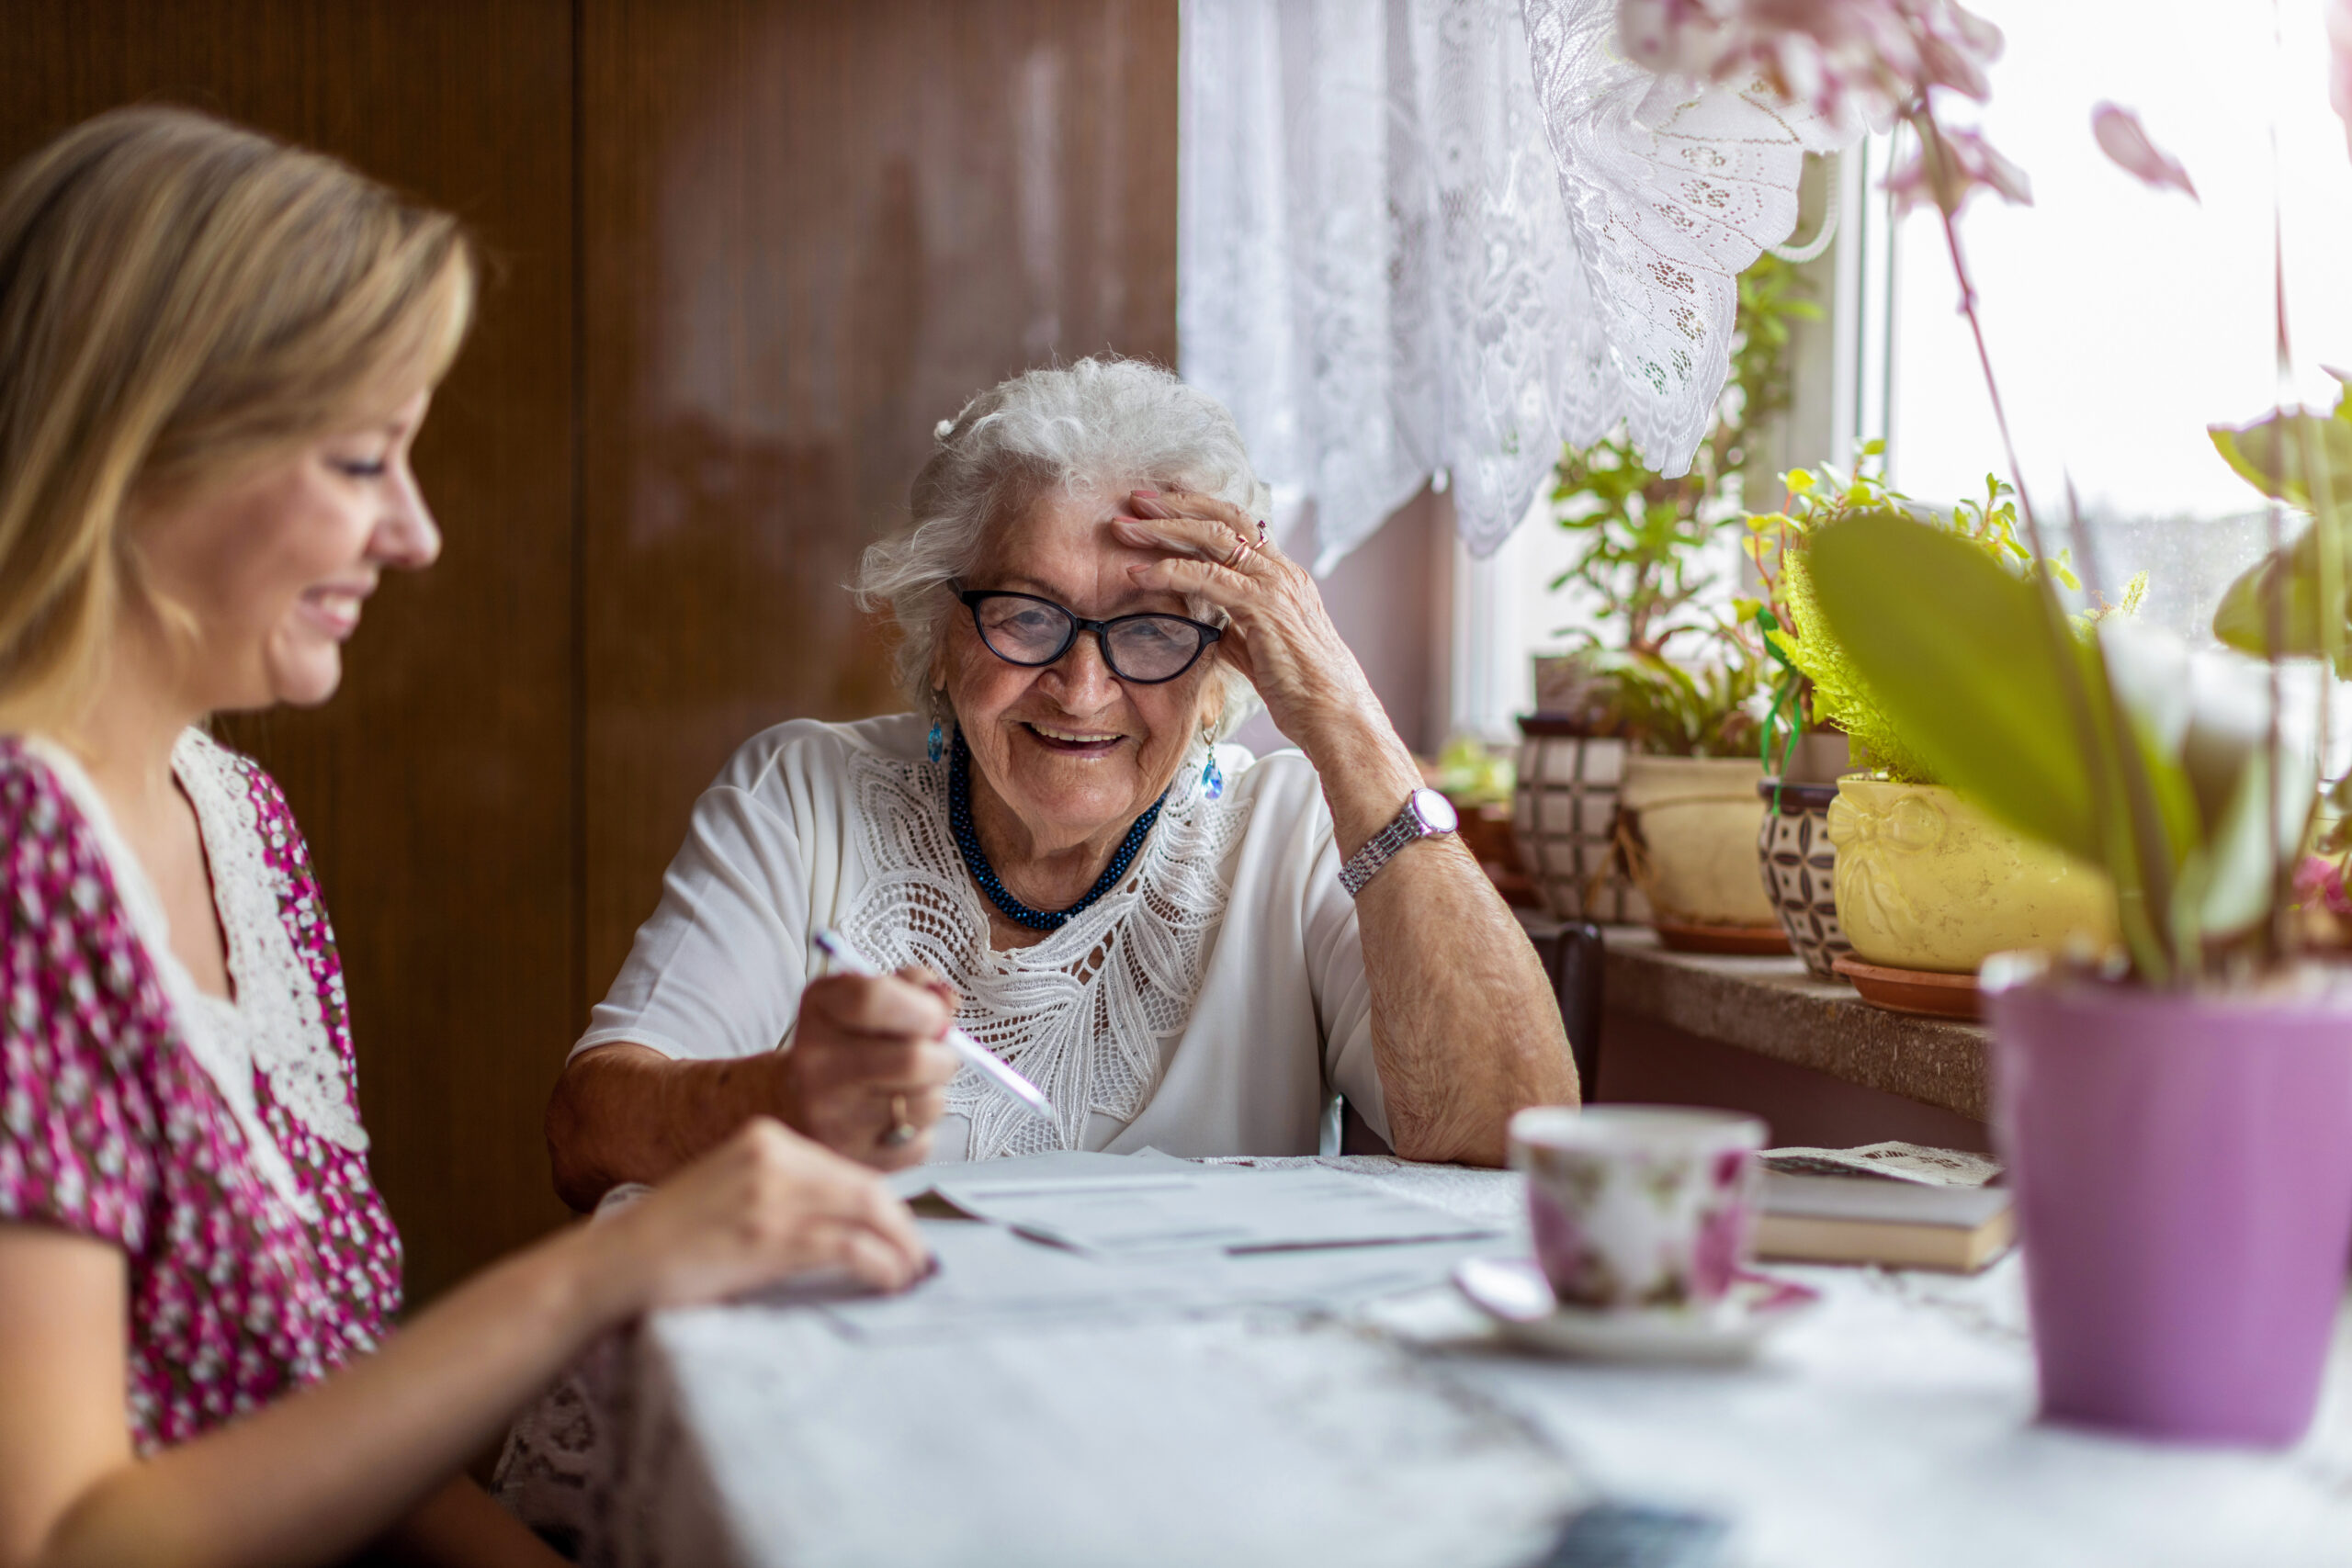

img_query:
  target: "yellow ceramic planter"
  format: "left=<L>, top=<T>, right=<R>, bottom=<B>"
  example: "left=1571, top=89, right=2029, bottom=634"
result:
left=1618, top=755, right=1778, bottom=928
left=1826, top=777, right=2120, bottom=974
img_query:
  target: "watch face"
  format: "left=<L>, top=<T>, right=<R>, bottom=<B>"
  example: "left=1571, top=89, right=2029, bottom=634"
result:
left=1410, top=787, right=1459, bottom=834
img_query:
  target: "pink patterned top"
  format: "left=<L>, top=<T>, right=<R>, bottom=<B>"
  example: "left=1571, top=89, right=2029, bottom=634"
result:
left=0, top=732, right=401, bottom=1453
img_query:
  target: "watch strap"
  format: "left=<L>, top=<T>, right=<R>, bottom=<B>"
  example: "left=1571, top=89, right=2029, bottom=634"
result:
left=1338, top=794, right=1447, bottom=898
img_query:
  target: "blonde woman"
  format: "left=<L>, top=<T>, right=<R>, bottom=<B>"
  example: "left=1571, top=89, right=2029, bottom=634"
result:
left=0, top=108, right=932, bottom=1568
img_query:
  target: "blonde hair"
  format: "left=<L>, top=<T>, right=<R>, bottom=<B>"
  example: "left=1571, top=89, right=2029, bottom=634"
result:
left=0, top=105, right=476, bottom=732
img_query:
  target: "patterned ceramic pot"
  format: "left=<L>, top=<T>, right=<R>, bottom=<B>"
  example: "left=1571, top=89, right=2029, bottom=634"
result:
left=1826, top=777, right=2119, bottom=975
left=1511, top=716, right=1648, bottom=924
left=1756, top=779, right=1850, bottom=979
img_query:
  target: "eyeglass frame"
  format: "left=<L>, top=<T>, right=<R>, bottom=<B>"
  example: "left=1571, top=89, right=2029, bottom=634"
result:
left=956, top=587, right=1223, bottom=684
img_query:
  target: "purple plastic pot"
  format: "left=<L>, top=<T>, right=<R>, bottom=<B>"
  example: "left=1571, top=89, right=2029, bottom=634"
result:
left=1987, top=970, right=2352, bottom=1445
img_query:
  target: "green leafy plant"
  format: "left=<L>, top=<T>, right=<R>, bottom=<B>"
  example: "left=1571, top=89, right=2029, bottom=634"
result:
left=1603, top=649, right=1765, bottom=759
left=1805, top=508, right=2312, bottom=986
left=2204, top=376, right=2352, bottom=942
left=1741, top=446, right=2124, bottom=784
left=2211, top=373, right=2352, bottom=671
left=1548, top=253, right=1820, bottom=661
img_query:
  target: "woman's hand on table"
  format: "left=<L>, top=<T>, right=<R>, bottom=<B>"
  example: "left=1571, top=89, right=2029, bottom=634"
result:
left=1114, top=489, right=1422, bottom=852
left=775, top=968, right=962, bottom=1169
left=587, top=1118, right=931, bottom=1314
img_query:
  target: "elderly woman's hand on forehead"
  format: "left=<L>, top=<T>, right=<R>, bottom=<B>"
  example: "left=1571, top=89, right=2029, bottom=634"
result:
left=1112, top=489, right=1388, bottom=759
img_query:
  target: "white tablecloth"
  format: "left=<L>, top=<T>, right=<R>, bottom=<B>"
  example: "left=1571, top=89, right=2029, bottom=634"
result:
left=498, top=1157, right=2352, bottom=1568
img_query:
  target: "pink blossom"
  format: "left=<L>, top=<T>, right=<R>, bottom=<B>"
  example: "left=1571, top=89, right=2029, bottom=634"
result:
left=2294, top=855, right=2352, bottom=916
left=1614, top=0, right=2002, bottom=130
left=1905, top=0, right=2002, bottom=100
left=1883, top=123, right=2031, bottom=217
left=2091, top=103, right=2197, bottom=201
left=1616, top=0, right=1732, bottom=75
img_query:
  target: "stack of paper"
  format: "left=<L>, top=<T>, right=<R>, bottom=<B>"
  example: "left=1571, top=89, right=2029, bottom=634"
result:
left=804, top=1151, right=1506, bottom=1341
left=929, top=1162, right=1496, bottom=1256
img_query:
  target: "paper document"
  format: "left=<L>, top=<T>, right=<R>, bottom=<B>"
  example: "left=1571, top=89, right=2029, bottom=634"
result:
left=815, top=1215, right=1493, bottom=1343
left=929, top=1162, right=1499, bottom=1257
left=807, top=1153, right=1510, bottom=1342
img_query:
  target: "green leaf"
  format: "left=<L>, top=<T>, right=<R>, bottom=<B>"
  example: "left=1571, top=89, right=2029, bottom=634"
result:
left=2212, top=516, right=2345, bottom=658
left=1807, top=513, right=2102, bottom=864
left=2209, top=410, right=2352, bottom=510
left=2194, top=744, right=2286, bottom=939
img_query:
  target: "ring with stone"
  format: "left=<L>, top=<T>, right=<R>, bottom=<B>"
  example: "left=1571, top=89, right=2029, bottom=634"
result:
left=880, top=1093, right=918, bottom=1148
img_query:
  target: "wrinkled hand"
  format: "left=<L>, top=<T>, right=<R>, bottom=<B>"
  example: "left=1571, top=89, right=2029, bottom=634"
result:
left=592, top=1118, right=931, bottom=1313
left=1114, top=488, right=1390, bottom=757
left=1115, top=489, right=1419, bottom=848
left=774, top=969, right=961, bottom=1170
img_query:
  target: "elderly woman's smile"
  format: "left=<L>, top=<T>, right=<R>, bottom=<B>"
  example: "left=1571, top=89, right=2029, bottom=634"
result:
left=1023, top=724, right=1125, bottom=754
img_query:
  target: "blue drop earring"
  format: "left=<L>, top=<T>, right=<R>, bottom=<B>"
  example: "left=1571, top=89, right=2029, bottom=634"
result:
left=1199, top=724, right=1224, bottom=801
left=926, top=702, right=947, bottom=764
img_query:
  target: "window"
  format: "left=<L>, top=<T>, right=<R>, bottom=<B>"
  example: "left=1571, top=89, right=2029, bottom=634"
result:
left=1884, top=0, right=2351, bottom=648
left=1448, top=0, right=2352, bottom=750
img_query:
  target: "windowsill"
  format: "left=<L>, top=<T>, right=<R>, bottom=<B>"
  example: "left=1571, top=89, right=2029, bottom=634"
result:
left=1527, top=918, right=1990, bottom=1123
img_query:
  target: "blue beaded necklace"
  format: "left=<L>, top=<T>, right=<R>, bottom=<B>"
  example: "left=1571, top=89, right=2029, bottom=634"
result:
left=947, top=728, right=1166, bottom=931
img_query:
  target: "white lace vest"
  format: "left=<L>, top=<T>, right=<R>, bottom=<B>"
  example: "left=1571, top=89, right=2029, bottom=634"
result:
left=839, top=746, right=1252, bottom=1161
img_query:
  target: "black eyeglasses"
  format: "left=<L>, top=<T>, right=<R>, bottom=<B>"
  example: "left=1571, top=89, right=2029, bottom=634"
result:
left=959, top=589, right=1222, bottom=684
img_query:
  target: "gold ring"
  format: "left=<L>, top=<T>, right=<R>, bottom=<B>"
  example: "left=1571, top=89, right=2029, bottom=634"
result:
left=880, top=1093, right=918, bottom=1148
left=1224, top=533, right=1260, bottom=568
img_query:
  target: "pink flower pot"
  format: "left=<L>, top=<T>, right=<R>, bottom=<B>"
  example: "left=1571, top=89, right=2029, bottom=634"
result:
left=1987, top=973, right=2352, bottom=1445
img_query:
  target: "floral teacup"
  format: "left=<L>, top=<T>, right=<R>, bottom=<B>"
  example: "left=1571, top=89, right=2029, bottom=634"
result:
left=1509, top=1105, right=1766, bottom=1313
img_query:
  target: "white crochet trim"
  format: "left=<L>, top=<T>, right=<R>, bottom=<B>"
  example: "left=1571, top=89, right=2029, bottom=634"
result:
left=23, top=735, right=322, bottom=1222
left=173, top=731, right=369, bottom=1156
left=840, top=743, right=1250, bottom=1161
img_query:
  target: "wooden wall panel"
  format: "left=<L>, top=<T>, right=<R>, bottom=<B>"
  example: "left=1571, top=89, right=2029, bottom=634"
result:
left=0, top=0, right=580, bottom=1304
left=0, top=0, right=1186, bottom=1304
left=579, top=0, right=1182, bottom=1002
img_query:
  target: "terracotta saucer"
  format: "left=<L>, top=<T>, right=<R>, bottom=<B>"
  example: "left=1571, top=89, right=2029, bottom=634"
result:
left=1831, top=954, right=1982, bottom=1020
left=1652, top=919, right=1792, bottom=956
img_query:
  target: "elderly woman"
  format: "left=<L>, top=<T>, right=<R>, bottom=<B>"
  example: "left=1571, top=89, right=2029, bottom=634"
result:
left=548, top=359, right=1575, bottom=1196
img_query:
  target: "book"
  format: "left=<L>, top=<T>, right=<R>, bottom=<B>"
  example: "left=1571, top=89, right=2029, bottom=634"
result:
left=1758, top=1140, right=2002, bottom=1188
left=1755, top=1170, right=2015, bottom=1273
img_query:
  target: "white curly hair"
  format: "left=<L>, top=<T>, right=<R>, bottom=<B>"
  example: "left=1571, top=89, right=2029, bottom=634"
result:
left=854, top=356, right=1267, bottom=739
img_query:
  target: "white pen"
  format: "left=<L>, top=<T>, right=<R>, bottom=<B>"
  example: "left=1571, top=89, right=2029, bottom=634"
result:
left=810, top=928, right=1057, bottom=1122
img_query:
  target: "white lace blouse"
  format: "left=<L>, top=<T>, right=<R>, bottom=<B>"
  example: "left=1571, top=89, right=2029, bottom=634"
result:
left=575, top=715, right=1389, bottom=1161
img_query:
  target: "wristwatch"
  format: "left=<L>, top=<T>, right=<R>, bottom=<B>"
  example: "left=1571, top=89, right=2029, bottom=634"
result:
left=1338, top=787, right=1460, bottom=897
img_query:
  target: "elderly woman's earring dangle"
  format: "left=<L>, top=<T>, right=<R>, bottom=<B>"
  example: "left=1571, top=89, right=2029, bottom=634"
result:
left=1199, top=721, right=1224, bottom=802
left=926, top=696, right=947, bottom=765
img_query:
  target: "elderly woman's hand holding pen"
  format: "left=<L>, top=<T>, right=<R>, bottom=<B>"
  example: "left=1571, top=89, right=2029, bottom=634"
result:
left=771, top=963, right=966, bottom=1169
left=547, top=959, right=962, bottom=1196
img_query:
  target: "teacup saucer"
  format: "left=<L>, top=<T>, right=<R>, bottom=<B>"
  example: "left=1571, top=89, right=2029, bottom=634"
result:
left=1452, top=1256, right=1819, bottom=1363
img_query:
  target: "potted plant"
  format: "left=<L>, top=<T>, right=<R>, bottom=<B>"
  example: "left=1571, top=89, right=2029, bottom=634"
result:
left=1515, top=650, right=1649, bottom=925
left=1610, top=638, right=1789, bottom=952
left=1625, top=0, right=2352, bottom=1453
left=1745, top=453, right=2126, bottom=1001
left=1515, top=253, right=1816, bottom=928
left=1804, top=385, right=2344, bottom=1442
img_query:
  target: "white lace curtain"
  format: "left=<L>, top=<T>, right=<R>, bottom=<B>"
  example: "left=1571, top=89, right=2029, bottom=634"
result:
left=1179, top=0, right=1848, bottom=573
